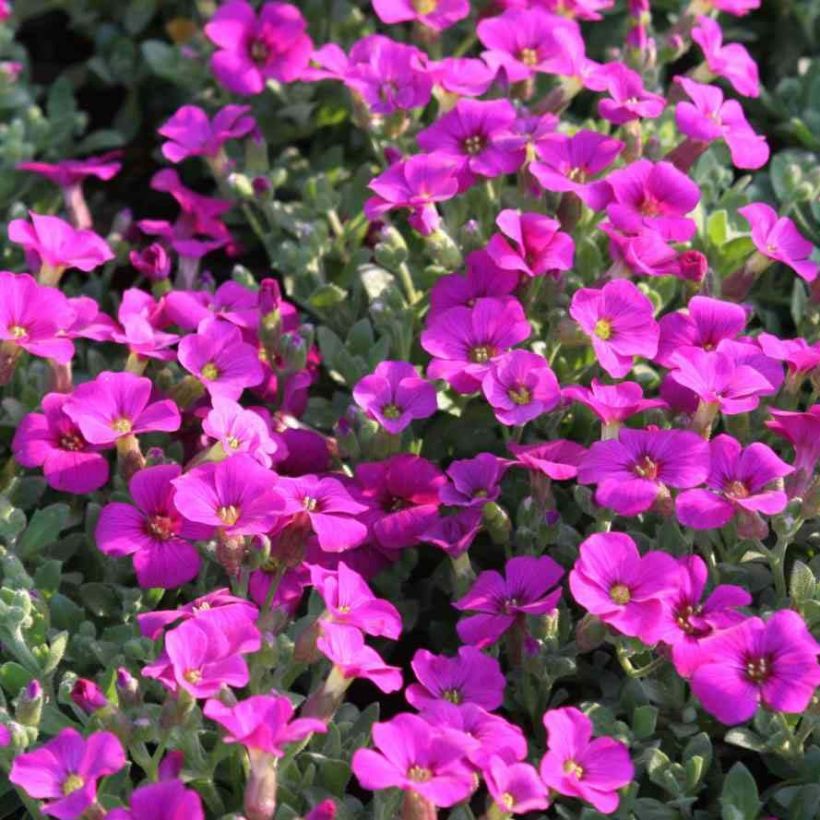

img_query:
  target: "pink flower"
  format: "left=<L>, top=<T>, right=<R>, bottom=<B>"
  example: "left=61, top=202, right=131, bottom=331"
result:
left=203, top=397, right=282, bottom=466
left=691, top=16, right=759, bottom=97
left=70, top=680, right=108, bottom=714
left=540, top=707, right=634, bottom=814
left=353, top=360, right=438, bottom=434
left=109, top=289, right=179, bottom=362
left=591, top=62, right=665, bottom=125
left=372, top=0, right=469, bottom=31
left=508, top=439, right=587, bottom=481
left=165, top=280, right=260, bottom=330
left=204, top=693, right=326, bottom=754
left=12, top=394, right=109, bottom=493
left=106, top=780, right=204, bottom=820
left=676, top=435, right=793, bottom=530
left=563, top=379, right=666, bottom=427
left=710, top=0, right=760, bottom=16
left=455, top=555, right=563, bottom=648
left=316, top=622, right=403, bottom=692
left=429, top=250, right=519, bottom=317
left=538, top=0, right=614, bottom=19
left=530, top=130, right=624, bottom=209
left=439, top=452, right=507, bottom=508
left=757, top=334, right=820, bottom=381
left=406, top=645, right=505, bottom=710
left=204, top=0, right=313, bottom=94
left=352, top=712, right=475, bottom=807
left=129, top=243, right=171, bottom=280
left=605, top=159, right=700, bottom=242
left=365, top=154, right=460, bottom=236
left=422, top=507, right=483, bottom=558
left=159, top=105, right=257, bottom=163
left=481, top=350, right=561, bottom=425
left=416, top=99, right=524, bottom=190
left=486, top=209, right=575, bottom=278
left=8, top=212, right=113, bottom=280
left=63, top=371, right=180, bottom=445
left=178, top=318, right=264, bottom=400
left=310, top=562, right=402, bottom=639
left=569, top=532, right=679, bottom=643
left=430, top=57, right=496, bottom=98
left=18, top=151, right=121, bottom=187
left=690, top=610, right=820, bottom=725
left=578, top=427, right=710, bottom=516
left=9, top=728, right=126, bottom=820
left=569, top=279, right=659, bottom=378
left=675, top=78, right=769, bottom=169
left=422, top=296, right=531, bottom=393
left=171, top=455, right=286, bottom=536
left=486, top=758, right=550, bottom=814
left=739, top=202, right=818, bottom=283
left=766, top=405, right=820, bottom=480
left=96, top=464, right=210, bottom=589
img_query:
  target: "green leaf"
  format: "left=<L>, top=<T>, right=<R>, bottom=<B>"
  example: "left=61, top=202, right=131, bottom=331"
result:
left=309, top=283, right=348, bottom=310
left=632, top=705, right=659, bottom=739
left=17, top=503, right=70, bottom=558
left=0, top=661, right=34, bottom=695
left=790, top=560, right=816, bottom=603
left=124, top=0, right=157, bottom=34
left=720, top=763, right=761, bottom=820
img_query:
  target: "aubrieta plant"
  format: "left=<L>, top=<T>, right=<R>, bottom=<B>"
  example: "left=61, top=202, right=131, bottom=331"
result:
left=0, top=0, right=819, bottom=819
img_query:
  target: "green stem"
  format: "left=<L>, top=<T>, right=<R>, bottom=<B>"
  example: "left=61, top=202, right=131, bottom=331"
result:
left=396, top=262, right=420, bottom=305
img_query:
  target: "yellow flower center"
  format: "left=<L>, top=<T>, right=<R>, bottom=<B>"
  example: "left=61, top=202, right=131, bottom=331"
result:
left=381, top=403, right=402, bottom=419
left=60, top=432, right=85, bottom=452
left=8, top=325, right=27, bottom=339
left=593, top=318, right=613, bottom=340
left=563, top=759, right=584, bottom=778
left=110, top=417, right=133, bottom=433
left=463, top=135, right=485, bottom=156
left=725, top=480, right=749, bottom=500
left=501, top=792, right=516, bottom=810
left=519, top=48, right=538, bottom=66
left=412, top=0, right=438, bottom=13
left=610, top=583, right=631, bottom=605
left=201, top=362, right=220, bottom=381
left=407, top=765, right=433, bottom=782
left=303, top=496, right=318, bottom=512
left=226, top=435, right=241, bottom=449
left=62, top=774, right=85, bottom=796
left=146, top=515, right=175, bottom=541
left=217, top=505, right=240, bottom=526
left=507, top=385, right=532, bottom=405
left=469, top=345, right=494, bottom=364
left=634, top=456, right=659, bottom=481
left=183, top=668, right=202, bottom=684
left=442, top=688, right=462, bottom=704
left=745, top=656, right=770, bottom=683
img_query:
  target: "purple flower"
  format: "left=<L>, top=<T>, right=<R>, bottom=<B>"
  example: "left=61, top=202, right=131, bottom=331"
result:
left=421, top=507, right=483, bottom=558
left=578, top=427, right=710, bottom=516
left=591, top=62, right=665, bottom=124
left=486, top=209, right=575, bottom=278
left=106, top=780, right=204, bottom=820
left=9, top=728, right=126, bottom=820
left=353, top=360, right=438, bottom=434
left=429, top=250, right=519, bottom=317
left=540, top=707, right=634, bottom=815
left=365, top=154, right=460, bottom=236
left=739, top=202, right=818, bottom=283
left=204, top=0, right=313, bottom=94
left=416, top=99, right=524, bottom=190
left=711, top=0, right=760, bottom=17
left=508, top=439, right=588, bottom=481
left=352, top=712, right=475, bottom=807
left=178, top=318, right=264, bottom=400
left=569, top=532, right=680, bottom=643
left=482, top=350, right=561, bottom=426
left=486, top=757, right=550, bottom=814
left=17, top=152, right=121, bottom=188
left=63, top=371, right=180, bottom=445
left=406, top=645, right=505, bottom=710
left=455, top=555, right=564, bottom=648
left=675, top=78, right=769, bottom=170
left=766, top=405, right=820, bottom=480
left=430, top=57, right=496, bottom=98
left=316, top=622, right=403, bottom=692
left=159, top=104, right=257, bottom=163
left=422, top=296, right=531, bottom=393
left=129, top=243, right=171, bottom=281
left=690, top=610, right=820, bottom=725
left=757, top=333, right=820, bottom=382
left=96, top=464, right=210, bottom=589
left=569, top=280, right=659, bottom=378
left=439, top=453, right=507, bottom=508
left=563, top=379, right=666, bottom=428
left=372, top=0, right=468, bottom=31
left=203, top=396, right=282, bottom=466
left=165, top=281, right=261, bottom=330
left=70, top=679, right=108, bottom=714
left=691, top=16, right=759, bottom=97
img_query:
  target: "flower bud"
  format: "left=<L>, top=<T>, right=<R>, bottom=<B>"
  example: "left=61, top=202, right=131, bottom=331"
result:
left=678, top=250, right=708, bottom=283
left=116, top=667, right=140, bottom=707
left=482, top=501, right=511, bottom=545
left=424, top=229, right=462, bottom=270
left=15, top=680, right=43, bottom=727
left=130, top=243, right=171, bottom=281
left=245, top=749, right=278, bottom=820
left=576, top=613, right=607, bottom=653
left=70, top=679, right=108, bottom=714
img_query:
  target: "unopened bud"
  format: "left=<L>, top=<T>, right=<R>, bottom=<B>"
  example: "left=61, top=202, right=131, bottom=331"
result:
left=15, top=680, right=43, bottom=726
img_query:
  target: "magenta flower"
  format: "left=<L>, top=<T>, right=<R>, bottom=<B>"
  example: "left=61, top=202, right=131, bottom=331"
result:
left=455, top=555, right=564, bottom=648
left=690, top=610, right=820, bottom=725
left=605, top=160, right=700, bottom=242
left=486, top=210, right=574, bottom=279
left=129, top=243, right=171, bottom=281
left=95, top=464, right=210, bottom=589
left=172, top=455, right=286, bottom=536
left=421, top=507, right=483, bottom=559
left=8, top=212, right=113, bottom=282
left=691, top=16, right=759, bottom=97
left=204, top=0, right=312, bottom=94
left=70, top=679, right=108, bottom=714
left=406, top=645, right=505, bottom=710
left=203, top=397, right=281, bottom=467
left=9, top=728, right=126, bottom=820
left=355, top=454, right=445, bottom=550
left=108, top=289, right=178, bottom=362
left=530, top=131, right=624, bottom=209
left=486, top=757, right=550, bottom=814
left=439, top=452, right=507, bottom=508
left=277, top=474, right=369, bottom=552
left=365, top=154, right=460, bottom=236
left=656, top=295, right=747, bottom=367
left=430, top=57, right=496, bottom=98
left=204, top=693, right=326, bottom=755
left=655, top=555, right=751, bottom=678
left=675, top=435, right=792, bottom=530
left=563, top=379, right=666, bottom=428
left=578, top=428, right=710, bottom=516
left=757, top=333, right=820, bottom=383
left=540, top=707, right=634, bottom=814
left=592, top=62, right=665, bottom=124
left=429, top=250, right=519, bottom=317
left=178, top=318, right=264, bottom=400
left=353, top=360, right=438, bottom=434
left=508, top=439, right=588, bottom=481
left=310, top=562, right=402, bottom=639
left=422, top=296, right=531, bottom=393
left=710, top=0, right=760, bottom=16
left=353, top=712, right=475, bottom=807
left=106, top=780, right=204, bottom=820
left=316, top=622, right=403, bottom=693
left=739, top=202, right=818, bottom=283
left=766, top=405, right=820, bottom=481
left=675, top=78, right=769, bottom=169
left=482, top=350, right=561, bottom=426
left=569, top=532, right=680, bottom=643
left=159, top=105, right=256, bottom=163
left=569, top=280, right=659, bottom=378
left=63, top=371, right=180, bottom=445
left=17, top=152, right=121, bottom=188
left=165, top=281, right=260, bottom=330
left=372, top=0, right=468, bottom=30
left=416, top=99, right=524, bottom=189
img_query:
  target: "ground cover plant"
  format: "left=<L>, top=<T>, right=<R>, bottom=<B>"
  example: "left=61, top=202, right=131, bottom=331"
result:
left=0, top=0, right=819, bottom=818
